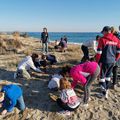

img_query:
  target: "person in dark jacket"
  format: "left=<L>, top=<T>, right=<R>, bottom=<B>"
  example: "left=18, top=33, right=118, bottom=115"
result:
left=111, top=27, right=120, bottom=89
left=96, top=26, right=120, bottom=98
left=41, top=28, right=49, bottom=54
left=0, top=84, right=25, bottom=115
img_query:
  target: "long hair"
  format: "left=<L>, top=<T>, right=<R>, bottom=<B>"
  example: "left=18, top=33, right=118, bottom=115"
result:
left=60, top=65, right=71, bottom=77
left=60, top=78, right=71, bottom=90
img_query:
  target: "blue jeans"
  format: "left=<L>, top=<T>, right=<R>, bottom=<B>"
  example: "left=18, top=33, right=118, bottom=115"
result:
left=16, top=95, right=26, bottom=111
left=42, top=42, right=48, bottom=54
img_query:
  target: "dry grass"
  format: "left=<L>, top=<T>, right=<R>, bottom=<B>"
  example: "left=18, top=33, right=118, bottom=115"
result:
left=0, top=37, right=23, bottom=54
left=67, top=44, right=80, bottom=52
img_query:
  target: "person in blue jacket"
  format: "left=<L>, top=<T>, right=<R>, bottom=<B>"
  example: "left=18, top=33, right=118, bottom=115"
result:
left=0, top=84, right=25, bottom=115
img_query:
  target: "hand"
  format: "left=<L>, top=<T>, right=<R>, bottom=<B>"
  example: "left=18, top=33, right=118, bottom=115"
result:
left=1, top=109, right=7, bottom=115
left=0, top=103, right=3, bottom=108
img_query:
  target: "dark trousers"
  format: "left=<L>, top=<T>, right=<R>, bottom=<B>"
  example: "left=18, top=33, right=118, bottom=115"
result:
left=99, top=63, right=114, bottom=93
left=57, top=99, right=78, bottom=111
left=47, top=55, right=57, bottom=65
left=34, top=60, right=47, bottom=68
left=112, top=66, right=118, bottom=86
left=81, top=45, right=89, bottom=60
left=83, top=65, right=100, bottom=103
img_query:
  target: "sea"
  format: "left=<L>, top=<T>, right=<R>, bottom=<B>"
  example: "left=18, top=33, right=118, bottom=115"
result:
left=27, top=32, right=101, bottom=44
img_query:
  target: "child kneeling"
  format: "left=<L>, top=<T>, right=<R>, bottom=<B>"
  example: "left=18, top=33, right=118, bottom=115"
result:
left=56, top=78, right=80, bottom=115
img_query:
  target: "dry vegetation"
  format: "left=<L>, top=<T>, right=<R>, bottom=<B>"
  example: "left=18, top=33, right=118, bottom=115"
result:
left=0, top=34, right=120, bottom=120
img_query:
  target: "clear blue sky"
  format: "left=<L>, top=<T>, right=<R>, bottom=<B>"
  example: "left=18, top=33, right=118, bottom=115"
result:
left=0, top=0, right=120, bottom=32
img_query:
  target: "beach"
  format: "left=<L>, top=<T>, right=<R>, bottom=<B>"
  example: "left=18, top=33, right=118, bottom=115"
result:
left=0, top=34, right=120, bottom=120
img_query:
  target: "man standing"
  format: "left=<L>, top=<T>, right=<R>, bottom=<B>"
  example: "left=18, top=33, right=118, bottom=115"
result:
left=41, top=28, right=49, bottom=54
left=96, top=26, right=120, bottom=98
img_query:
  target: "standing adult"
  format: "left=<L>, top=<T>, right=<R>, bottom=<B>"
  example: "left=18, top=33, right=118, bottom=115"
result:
left=41, top=28, right=49, bottom=54
left=96, top=26, right=120, bottom=98
left=111, top=27, right=120, bottom=89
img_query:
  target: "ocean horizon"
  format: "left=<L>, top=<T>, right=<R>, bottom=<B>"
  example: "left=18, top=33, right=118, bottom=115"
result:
left=27, top=32, right=101, bottom=44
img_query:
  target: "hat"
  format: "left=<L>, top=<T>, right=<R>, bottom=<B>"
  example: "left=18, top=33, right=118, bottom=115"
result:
left=101, top=26, right=111, bottom=33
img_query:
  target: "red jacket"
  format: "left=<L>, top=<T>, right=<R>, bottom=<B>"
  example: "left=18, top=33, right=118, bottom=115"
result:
left=96, top=33, right=120, bottom=64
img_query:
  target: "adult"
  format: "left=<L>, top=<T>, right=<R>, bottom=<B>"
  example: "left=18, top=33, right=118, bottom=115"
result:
left=63, top=35, right=68, bottom=43
left=111, top=26, right=120, bottom=39
left=96, top=26, right=120, bottom=98
left=41, top=27, right=49, bottom=54
left=14, top=53, right=43, bottom=79
left=58, top=38, right=67, bottom=52
left=111, top=26, right=120, bottom=89
left=81, top=35, right=101, bottom=61
left=61, top=61, right=100, bottom=106
left=0, top=84, right=25, bottom=115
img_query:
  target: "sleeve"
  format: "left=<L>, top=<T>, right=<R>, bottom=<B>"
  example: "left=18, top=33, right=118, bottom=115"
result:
left=5, top=99, right=16, bottom=112
left=71, top=73, right=87, bottom=88
left=28, top=60, right=42, bottom=72
left=116, top=40, right=120, bottom=61
left=41, top=33, right=43, bottom=40
left=95, top=38, right=103, bottom=63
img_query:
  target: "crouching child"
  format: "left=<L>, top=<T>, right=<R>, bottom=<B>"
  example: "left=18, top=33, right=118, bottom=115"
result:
left=56, top=78, right=80, bottom=115
left=0, top=84, right=25, bottom=115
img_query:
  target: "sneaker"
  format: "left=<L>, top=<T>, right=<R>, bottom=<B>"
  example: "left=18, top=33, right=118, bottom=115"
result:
left=14, top=73, right=17, bottom=79
left=105, top=90, right=109, bottom=99
left=112, top=85, right=117, bottom=90
left=58, top=110, right=71, bottom=116
left=97, top=93, right=105, bottom=98
left=83, top=103, right=88, bottom=108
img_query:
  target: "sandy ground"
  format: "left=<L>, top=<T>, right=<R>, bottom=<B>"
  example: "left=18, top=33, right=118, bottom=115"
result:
left=0, top=36, right=120, bottom=120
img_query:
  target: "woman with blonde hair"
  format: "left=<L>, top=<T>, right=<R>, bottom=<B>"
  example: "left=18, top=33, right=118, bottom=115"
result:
left=111, top=26, right=120, bottom=39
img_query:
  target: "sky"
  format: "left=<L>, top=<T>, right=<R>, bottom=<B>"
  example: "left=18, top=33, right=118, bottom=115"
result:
left=0, top=0, right=120, bottom=32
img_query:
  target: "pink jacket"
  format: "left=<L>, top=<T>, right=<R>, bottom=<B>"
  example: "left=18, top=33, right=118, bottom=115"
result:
left=70, top=61, right=98, bottom=88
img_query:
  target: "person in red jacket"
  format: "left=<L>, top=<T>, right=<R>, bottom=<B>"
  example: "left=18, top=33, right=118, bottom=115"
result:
left=96, top=26, right=120, bottom=98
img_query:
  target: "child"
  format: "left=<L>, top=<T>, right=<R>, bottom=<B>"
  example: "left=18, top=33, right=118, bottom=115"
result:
left=34, top=54, right=57, bottom=68
left=61, top=61, right=100, bottom=106
left=14, top=53, right=43, bottom=80
left=0, top=84, right=25, bottom=115
left=56, top=78, right=80, bottom=115
left=48, top=74, right=63, bottom=91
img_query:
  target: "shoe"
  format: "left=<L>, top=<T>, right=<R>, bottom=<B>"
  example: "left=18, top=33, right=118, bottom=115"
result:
left=83, top=103, right=88, bottom=108
left=49, top=93, right=58, bottom=101
left=14, top=73, right=17, bottom=79
left=100, top=85, right=106, bottom=91
left=58, top=110, right=71, bottom=116
left=88, top=97, right=91, bottom=101
left=105, top=90, right=109, bottom=99
left=112, top=85, right=117, bottom=90
left=97, top=93, right=105, bottom=98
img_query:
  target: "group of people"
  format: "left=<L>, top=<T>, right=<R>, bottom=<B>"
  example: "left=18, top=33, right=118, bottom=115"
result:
left=41, top=27, right=68, bottom=54
left=96, top=26, right=120, bottom=97
left=0, top=26, right=120, bottom=116
left=48, top=26, right=120, bottom=115
left=54, top=36, right=68, bottom=52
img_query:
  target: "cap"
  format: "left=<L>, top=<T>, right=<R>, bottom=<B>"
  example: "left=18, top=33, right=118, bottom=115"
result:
left=101, top=26, right=111, bottom=33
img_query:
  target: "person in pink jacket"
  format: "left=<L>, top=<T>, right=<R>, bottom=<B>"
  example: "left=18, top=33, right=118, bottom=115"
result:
left=61, top=61, right=100, bottom=106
